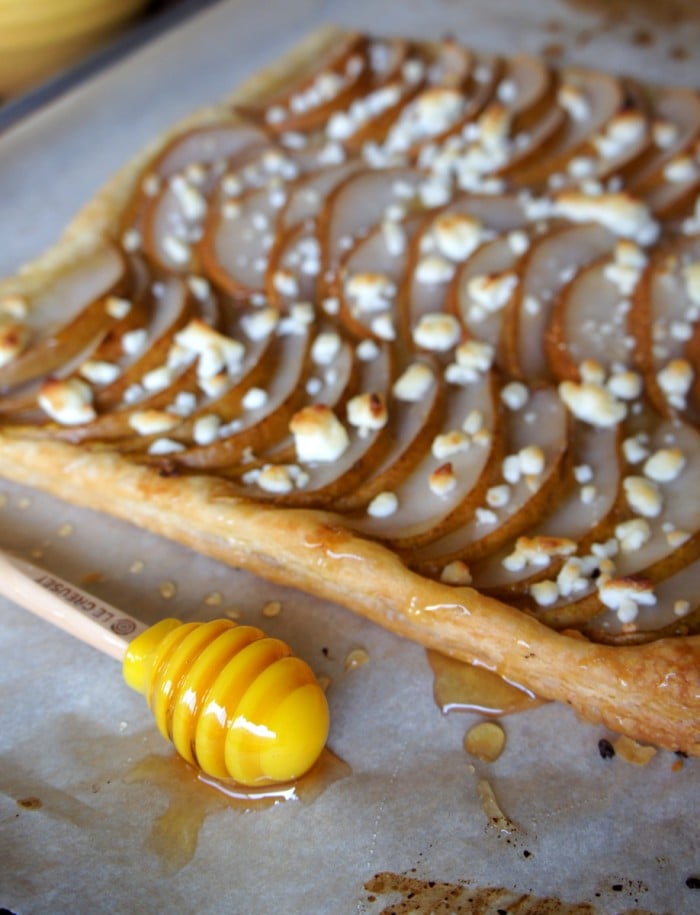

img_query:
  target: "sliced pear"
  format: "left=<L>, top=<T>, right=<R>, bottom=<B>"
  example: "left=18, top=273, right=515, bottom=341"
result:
left=0, top=245, right=125, bottom=392
left=235, top=33, right=371, bottom=135
left=331, top=355, right=445, bottom=511
left=409, top=383, right=569, bottom=569
left=348, top=370, right=500, bottom=549
left=164, top=323, right=312, bottom=469
left=631, top=236, right=700, bottom=425
left=230, top=342, right=393, bottom=506
left=502, top=222, right=617, bottom=381
left=471, top=422, right=621, bottom=593
left=512, top=67, right=627, bottom=185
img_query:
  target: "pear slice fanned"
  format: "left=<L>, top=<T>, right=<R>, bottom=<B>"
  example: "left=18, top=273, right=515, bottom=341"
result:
left=408, top=384, right=569, bottom=570
left=229, top=342, right=393, bottom=506
left=512, top=67, right=627, bottom=185
left=631, top=236, right=700, bottom=425
left=470, top=422, right=621, bottom=593
left=160, top=323, right=312, bottom=470
left=0, top=245, right=125, bottom=391
left=502, top=222, right=617, bottom=382
left=349, top=370, right=500, bottom=549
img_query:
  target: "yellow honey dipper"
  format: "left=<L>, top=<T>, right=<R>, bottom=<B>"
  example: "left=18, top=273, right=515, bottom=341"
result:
left=0, top=551, right=329, bottom=787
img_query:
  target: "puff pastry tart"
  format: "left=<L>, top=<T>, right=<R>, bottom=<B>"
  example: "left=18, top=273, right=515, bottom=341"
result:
left=1, top=27, right=699, bottom=754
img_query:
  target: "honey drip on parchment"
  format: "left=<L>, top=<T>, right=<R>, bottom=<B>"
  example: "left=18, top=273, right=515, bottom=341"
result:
left=124, top=748, right=350, bottom=874
left=426, top=649, right=548, bottom=716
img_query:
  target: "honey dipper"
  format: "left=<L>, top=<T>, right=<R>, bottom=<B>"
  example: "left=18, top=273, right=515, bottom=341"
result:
left=0, top=550, right=329, bottom=787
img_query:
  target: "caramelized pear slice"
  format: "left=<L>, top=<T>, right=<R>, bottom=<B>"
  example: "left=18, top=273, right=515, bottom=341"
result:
left=513, top=67, right=627, bottom=185
left=199, top=184, right=286, bottom=297
left=472, top=422, right=620, bottom=593
left=231, top=342, right=393, bottom=506
left=118, top=123, right=271, bottom=247
left=631, top=236, right=700, bottom=425
left=528, top=413, right=700, bottom=632
left=502, top=222, right=617, bottom=382
left=410, top=384, right=569, bottom=569
left=236, top=33, right=371, bottom=135
left=0, top=245, right=126, bottom=392
left=349, top=371, right=499, bottom=549
left=626, top=86, right=700, bottom=194
left=319, top=166, right=424, bottom=293
left=405, top=194, right=530, bottom=347
left=546, top=252, right=639, bottom=382
left=586, top=555, right=700, bottom=644
left=162, top=324, right=312, bottom=470
left=331, top=355, right=445, bottom=511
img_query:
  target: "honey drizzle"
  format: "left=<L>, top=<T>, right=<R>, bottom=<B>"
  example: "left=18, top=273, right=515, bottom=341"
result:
left=124, top=748, right=350, bottom=873
left=426, top=649, right=547, bottom=716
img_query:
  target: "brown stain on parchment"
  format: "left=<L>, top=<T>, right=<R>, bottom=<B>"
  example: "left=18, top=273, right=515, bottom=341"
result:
left=364, top=872, right=656, bottom=914
left=560, top=0, right=700, bottom=27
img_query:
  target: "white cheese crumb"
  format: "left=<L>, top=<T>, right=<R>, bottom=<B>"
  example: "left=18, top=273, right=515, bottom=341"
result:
left=500, top=381, right=529, bottom=411
left=272, top=269, right=299, bottom=298
left=412, top=313, right=461, bottom=352
left=486, top=484, right=510, bottom=508
left=615, top=518, right=652, bottom=552
left=148, top=438, right=185, bottom=455
left=356, top=339, right=380, bottom=361
left=122, top=328, right=148, bottom=356
left=530, top=580, right=559, bottom=607
left=559, top=380, right=627, bottom=427
left=657, top=359, right=693, bottom=404
left=622, top=434, right=650, bottom=464
left=257, top=465, right=295, bottom=494
left=290, top=405, right=349, bottom=463
left=241, top=307, right=279, bottom=341
left=440, top=560, right=472, bottom=585
left=346, top=392, right=388, bottom=434
left=162, top=234, right=192, bottom=265
left=371, top=313, right=396, bottom=341
left=674, top=599, right=691, bottom=617
left=242, top=387, right=268, bottom=411
left=128, top=410, right=180, bottom=436
left=105, top=296, right=132, bottom=320
left=311, top=332, right=342, bottom=365
left=415, top=254, right=455, bottom=284
left=193, top=414, right=221, bottom=445
left=518, top=445, right=545, bottom=476
left=393, top=362, right=435, bottom=401
left=38, top=378, right=96, bottom=425
left=643, top=447, right=686, bottom=482
left=623, top=475, right=663, bottom=517
left=345, top=272, right=395, bottom=313
left=80, top=360, right=121, bottom=385
left=367, top=491, right=399, bottom=518
left=429, top=462, right=457, bottom=496
left=432, top=430, right=471, bottom=460
left=467, top=272, right=518, bottom=313
left=432, top=213, right=483, bottom=261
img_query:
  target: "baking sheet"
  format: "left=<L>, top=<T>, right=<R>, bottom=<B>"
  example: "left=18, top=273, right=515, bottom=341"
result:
left=0, top=1, right=698, bottom=912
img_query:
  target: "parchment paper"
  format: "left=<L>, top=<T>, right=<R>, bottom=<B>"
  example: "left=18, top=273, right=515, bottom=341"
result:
left=0, top=2, right=698, bottom=913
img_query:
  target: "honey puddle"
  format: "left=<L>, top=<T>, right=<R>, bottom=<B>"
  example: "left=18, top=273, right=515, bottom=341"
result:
left=124, top=748, right=350, bottom=873
left=426, top=650, right=547, bottom=716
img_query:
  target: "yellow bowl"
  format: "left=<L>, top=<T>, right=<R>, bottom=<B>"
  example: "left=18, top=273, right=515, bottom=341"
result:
left=0, top=0, right=147, bottom=48
left=0, top=0, right=149, bottom=95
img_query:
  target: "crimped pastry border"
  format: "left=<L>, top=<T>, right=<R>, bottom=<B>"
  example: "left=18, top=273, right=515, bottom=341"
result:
left=0, top=26, right=698, bottom=755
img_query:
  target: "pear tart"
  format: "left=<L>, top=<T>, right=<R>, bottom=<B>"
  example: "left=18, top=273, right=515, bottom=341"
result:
left=1, top=27, right=699, bottom=754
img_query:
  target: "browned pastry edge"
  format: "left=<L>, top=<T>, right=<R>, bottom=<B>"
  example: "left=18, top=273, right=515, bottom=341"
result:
left=0, top=26, right=698, bottom=756
left=0, top=434, right=697, bottom=755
